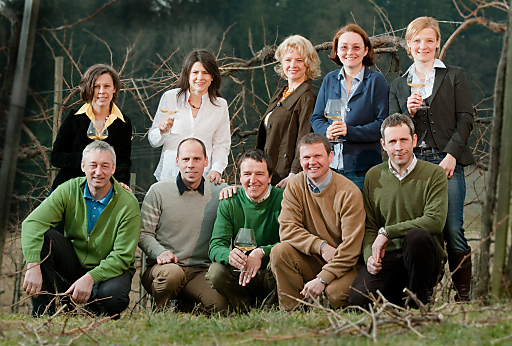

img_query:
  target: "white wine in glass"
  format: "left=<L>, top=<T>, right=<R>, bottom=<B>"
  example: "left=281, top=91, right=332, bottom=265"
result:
left=325, top=99, right=346, bottom=143
left=407, top=74, right=429, bottom=110
left=86, top=120, right=108, bottom=140
left=234, top=228, right=257, bottom=253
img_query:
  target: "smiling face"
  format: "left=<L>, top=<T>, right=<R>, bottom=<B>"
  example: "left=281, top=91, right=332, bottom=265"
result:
left=381, top=124, right=418, bottom=175
left=91, top=73, right=116, bottom=111
left=188, top=61, right=213, bottom=96
left=337, top=32, right=368, bottom=70
left=299, top=142, right=333, bottom=186
left=240, top=158, right=272, bottom=202
left=282, top=48, right=307, bottom=85
left=407, top=27, right=440, bottom=64
left=81, top=150, right=116, bottom=194
left=176, top=140, right=208, bottom=190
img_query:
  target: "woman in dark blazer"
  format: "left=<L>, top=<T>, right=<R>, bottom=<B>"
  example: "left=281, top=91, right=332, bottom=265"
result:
left=310, top=24, right=389, bottom=190
left=389, top=16, right=474, bottom=302
left=255, top=35, right=320, bottom=188
left=51, top=64, right=132, bottom=190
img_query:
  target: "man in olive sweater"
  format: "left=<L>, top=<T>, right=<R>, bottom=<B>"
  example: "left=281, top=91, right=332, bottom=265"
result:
left=22, top=141, right=141, bottom=317
left=207, top=149, right=282, bottom=311
left=272, top=133, right=365, bottom=310
left=349, top=113, right=448, bottom=308
left=139, top=138, right=229, bottom=313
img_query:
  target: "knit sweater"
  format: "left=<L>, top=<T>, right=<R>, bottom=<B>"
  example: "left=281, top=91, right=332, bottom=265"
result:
left=362, top=160, right=448, bottom=263
left=209, top=187, right=283, bottom=268
left=139, top=179, right=226, bottom=267
left=22, top=177, right=141, bottom=283
left=278, top=172, right=365, bottom=285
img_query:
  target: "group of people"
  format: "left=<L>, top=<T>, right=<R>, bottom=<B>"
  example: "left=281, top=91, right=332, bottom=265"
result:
left=21, top=15, right=474, bottom=317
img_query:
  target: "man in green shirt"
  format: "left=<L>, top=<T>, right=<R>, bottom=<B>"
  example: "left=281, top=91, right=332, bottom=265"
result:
left=22, top=141, right=141, bottom=317
left=207, top=149, right=282, bottom=311
left=349, top=113, right=448, bottom=308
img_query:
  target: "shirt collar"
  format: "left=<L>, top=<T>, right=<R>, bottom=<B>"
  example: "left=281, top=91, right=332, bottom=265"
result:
left=76, top=103, right=126, bottom=128
left=83, top=180, right=114, bottom=204
left=337, top=66, right=366, bottom=82
left=176, top=172, right=205, bottom=196
left=244, top=185, right=272, bottom=203
left=307, top=169, right=332, bottom=193
left=405, top=59, right=446, bottom=75
left=388, top=155, right=418, bottom=181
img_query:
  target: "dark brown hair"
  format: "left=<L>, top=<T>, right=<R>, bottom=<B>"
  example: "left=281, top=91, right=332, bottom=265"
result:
left=298, top=133, right=331, bottom=155
left=380, top=113, right=415, bottom=140
left=238, top=149, right=273, bottom=177
left=177, top=49, right=222, bottom=105
left=328, top=24, right=374, bottom=67
left=79, top=64, right=121, bottom=105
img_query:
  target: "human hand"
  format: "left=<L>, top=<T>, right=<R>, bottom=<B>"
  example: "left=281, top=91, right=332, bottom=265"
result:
left=158, top=116, right=174, bottom=134
left=439, top=153, right=457, bottom=179
left=276, top=173, right=296, bottom=189
left=321, top=243, right=336, bottom=263
left=156, top=250, right=179, bottom=265
left=207, top=170, right=222, bottom=185
left=407, top=91, right=423, bottom=117
left=118, top=182, right=132, bottom=192
left=219, top=185, right=238, bottom=200
left=228, top=248, right=247, bottom=271
left=23, top=262, right=43, bottom=297
left=326, top=122, right=347, bottom=139
left=367, top=256, right=382, bottom=275
left=371, top=233, right=388, bottom=263
left=64, top=273, right=94, bottom=304
left=300, top=277, right=326, bottom=299
left=239, top=248, right=264, bottom=286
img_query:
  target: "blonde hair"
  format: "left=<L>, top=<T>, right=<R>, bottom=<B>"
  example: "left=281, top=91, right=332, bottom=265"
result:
left=405, top=16, right=441, bottom=59
left=274, top=35, right=321, bottom=80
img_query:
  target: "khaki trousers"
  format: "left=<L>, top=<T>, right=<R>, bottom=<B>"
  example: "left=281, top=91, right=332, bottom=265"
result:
left=142, top=263, right=229, bottom=313
left=271, top=242, right=357, bottom=310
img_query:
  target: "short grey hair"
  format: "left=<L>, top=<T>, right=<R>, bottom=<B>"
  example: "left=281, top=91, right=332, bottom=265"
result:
left=82, top=141, right=116, bottom=165
left=380, top=113, right=415, bottom=140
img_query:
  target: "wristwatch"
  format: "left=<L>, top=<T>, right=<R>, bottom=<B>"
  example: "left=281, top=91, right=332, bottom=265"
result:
left=378, top=227, right=389, bottom=239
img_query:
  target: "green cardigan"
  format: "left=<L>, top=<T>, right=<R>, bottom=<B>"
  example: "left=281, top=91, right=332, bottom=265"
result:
left=208, top=187, right=283, bottom=268
left=362, top=160, right=448, bottom=263
left=22, top=177, right=141, bottom=283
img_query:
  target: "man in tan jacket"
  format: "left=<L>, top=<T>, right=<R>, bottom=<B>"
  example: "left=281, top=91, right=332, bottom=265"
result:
left=271, top=133, right=365, bottom=310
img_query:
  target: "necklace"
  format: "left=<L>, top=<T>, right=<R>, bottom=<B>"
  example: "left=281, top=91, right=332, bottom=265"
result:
left=188, top=97, right=201, bottom=109
left=282, top=86, right=296, bottom=99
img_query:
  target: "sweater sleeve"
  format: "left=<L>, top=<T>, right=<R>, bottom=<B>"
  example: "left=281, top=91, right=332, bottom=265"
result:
left=278, top=178, right=325, bottom=256
left=208, top=199, right=234, bottom=265
left=139, top=186, right=168, bottom=259
left=362, top=171, right=379, bottom=263
left=385, top=168, right=448, bottom=239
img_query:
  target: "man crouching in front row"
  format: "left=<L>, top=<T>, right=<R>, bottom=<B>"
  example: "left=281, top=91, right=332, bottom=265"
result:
left=22, top=141, right=141, bottom=317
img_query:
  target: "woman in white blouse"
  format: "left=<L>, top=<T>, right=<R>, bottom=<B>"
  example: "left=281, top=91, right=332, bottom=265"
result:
left=148, top=49, right=231, bottom=183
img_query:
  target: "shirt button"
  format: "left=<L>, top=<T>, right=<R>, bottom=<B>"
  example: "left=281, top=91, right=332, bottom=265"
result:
left=431, top=121, right=434, bottom=124
left=267, top=124, right=271, bottom=129
left=433, top=129, right=437, bottom=133
left=277, top=102, right=282, bottom=107
left=346, top=108, right=351, bottom=112
left=283, top=154, right=288, bottom=158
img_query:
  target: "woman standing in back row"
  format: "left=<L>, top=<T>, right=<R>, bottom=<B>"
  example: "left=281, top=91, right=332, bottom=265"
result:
left=148, top=49, right=231, bottom=183
left=256, top=35, right=320, bottom=188
left=389, top=16, right=474, bottom=301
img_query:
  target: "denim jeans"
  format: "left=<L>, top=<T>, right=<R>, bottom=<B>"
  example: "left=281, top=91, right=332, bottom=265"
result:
left=331, top=169, right=365, bottom=192
left=415, top=150, right=470, bottom=252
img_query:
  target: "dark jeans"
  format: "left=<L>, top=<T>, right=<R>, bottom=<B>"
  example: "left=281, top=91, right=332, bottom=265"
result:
left=415, top=148, right=470, bottom=252
left=331, top=169, right=366, bottom=191
left=32, top=229, right=132, bottom=317
left=349, top=228, right=443, bottom=308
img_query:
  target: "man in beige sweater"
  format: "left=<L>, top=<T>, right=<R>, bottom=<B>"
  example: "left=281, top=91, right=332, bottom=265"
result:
left=271, top=133, right=365, bottom=310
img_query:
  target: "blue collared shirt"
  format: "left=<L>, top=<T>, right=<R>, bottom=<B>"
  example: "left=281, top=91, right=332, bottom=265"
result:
left=332, top=67, right=366, bottom=170
left=84, top=182, right=114, bottom=233
left=307, top=169, right=333, bottom=194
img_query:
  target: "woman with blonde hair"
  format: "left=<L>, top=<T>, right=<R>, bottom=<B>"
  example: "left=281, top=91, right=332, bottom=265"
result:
left=255, top=35, right=320, bottom=188
left=311, top=24, right=389, bottom=190
left=389, top=16, right=474, bottom=301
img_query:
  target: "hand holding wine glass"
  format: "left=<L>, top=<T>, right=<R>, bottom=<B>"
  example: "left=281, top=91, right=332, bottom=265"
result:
left=234, top=228, right=257, bottom=253
left=406, top=74, right=429, bottom=110
left=324, top=99, right=346, bottom=143
left=87, top=120, right=108, bottom=141
left=158, top=108, right=178, bottom=134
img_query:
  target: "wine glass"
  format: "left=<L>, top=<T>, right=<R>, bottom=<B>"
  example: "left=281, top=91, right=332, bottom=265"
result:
left=86, top=120, right=108, bottom=140
left=407, top=74, right=429, bottom=110
left=159, top=107, right=179, bottom=133
left=324, top=99, right=346, bottom=143
left=234, top=228, right=257, bottom=253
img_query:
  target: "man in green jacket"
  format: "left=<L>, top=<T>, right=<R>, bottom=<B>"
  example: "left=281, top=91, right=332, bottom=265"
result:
left=349, top=113, right=448, bottom=308
left=207, top=149, right=282, bottom=311
left=22, top=141, right=141, bottom=317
